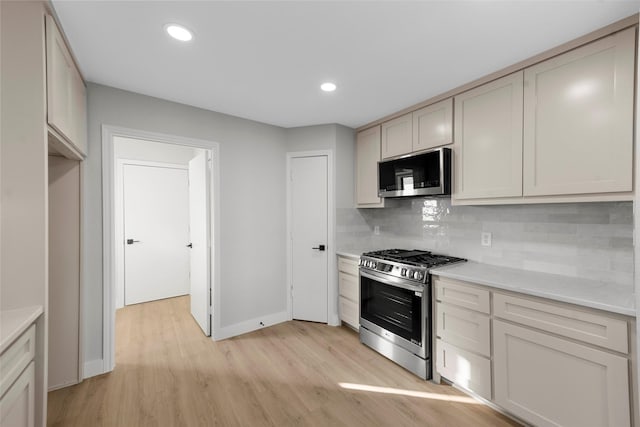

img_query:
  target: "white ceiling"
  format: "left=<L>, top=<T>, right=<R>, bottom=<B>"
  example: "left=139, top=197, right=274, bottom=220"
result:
left=52, top=1, right=640, bottom=129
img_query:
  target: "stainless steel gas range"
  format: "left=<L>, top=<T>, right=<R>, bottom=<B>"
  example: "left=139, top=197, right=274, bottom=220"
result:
left=358, top=249, right=465, bottom=379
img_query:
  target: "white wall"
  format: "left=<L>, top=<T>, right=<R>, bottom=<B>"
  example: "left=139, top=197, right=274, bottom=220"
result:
left=85, top=83, right=289, bottom=366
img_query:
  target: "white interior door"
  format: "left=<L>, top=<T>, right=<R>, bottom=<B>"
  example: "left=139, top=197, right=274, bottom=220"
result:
left=188, top=151, right=211, bottom=336
left=124, top=164, right=190, bottom=305
left=291, top=155, right=328, bottom=323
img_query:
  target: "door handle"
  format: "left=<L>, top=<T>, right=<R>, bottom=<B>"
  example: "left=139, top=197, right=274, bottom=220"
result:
left=186, top=243, right=193, bottom=248
left=126, top=239, right=140, bottom=245
left=312, top=245, right=326, bottom=251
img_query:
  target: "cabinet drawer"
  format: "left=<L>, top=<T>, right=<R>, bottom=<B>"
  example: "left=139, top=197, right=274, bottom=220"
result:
left=338, top=272, right=359, bottom=302
left=436, top=302, right=490, bottom=357
left=493, top=293, right=628, bottom=353
left=434, top=277, right=490, bottom=314
left=0, top=324, right=35, bottom=399
left=339, top=297, right=359, bottom=330
left=338, top=256, right=359, bottom=276
left=0, top=361, right=35, bottom=427
left=436, top=339, right=491, bottom=400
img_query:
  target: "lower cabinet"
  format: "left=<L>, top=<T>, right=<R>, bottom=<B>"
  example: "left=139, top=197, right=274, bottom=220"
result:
left=433, top=274, right=636, bottom=427
left=435, top=339, right=491, bottom=400
left=0, top=362, right=35, bottom=427
left=338, top=255, right=360, bottom=330
left=493, top=319, right=630, bottom=427
left=1, top=322, right=37, bottom=427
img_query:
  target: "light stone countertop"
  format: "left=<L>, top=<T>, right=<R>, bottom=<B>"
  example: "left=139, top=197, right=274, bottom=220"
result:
left=336, top=250, right=365, bottom=259
left=1, top=305, right=43, bottom=354
left=430, top=261, right=635, bottom=317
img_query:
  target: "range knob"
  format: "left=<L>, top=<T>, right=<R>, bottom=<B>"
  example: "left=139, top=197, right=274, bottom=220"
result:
left=413, top=271, right=423, bottom=280
left=406, top=269, right=413, bottom=278
left=372, top=261, right=377, bottom=269
left=401, top=268, right=407, bottom=277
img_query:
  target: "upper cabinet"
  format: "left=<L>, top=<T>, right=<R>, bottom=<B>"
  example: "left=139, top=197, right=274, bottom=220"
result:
left=522, top=27, right=635, bottom=197
left=453, top=28, right=635, bottom=205
left=412, top=98, right=453, bottom=151
left=46, top=15, right=87, bottom=157
left=382, top=98, right=454, bottom=160
left=381, top=113, right=413, bottom=159
left=453, top=72, right=524, bottom=201
left=358, top=19, right=637, bottom=206
left=356, top=126, right=385, bottom=208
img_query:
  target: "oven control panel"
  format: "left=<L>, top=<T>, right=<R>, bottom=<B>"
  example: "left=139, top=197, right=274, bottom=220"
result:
left=359, top=257, right=427, bottom=283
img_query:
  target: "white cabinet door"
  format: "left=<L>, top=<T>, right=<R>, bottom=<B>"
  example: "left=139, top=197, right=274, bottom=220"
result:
left=453, top=72, right=524, bottom=200
left=46, top=15, right=74, bottom=142
left=356, top=126, right=384, bottom=207
left=523, top=28, right=635, bottom=197
left=0, top=362, right=35, bottom=427
left=70, top=66, right=87, bottom=155
left=412, top=98, right=453, bottom=151
left=493, top=319, right=630, bottom=427
left=46, top=15, right=87, bottom=156
left=381, top=113, right=413, bottom=159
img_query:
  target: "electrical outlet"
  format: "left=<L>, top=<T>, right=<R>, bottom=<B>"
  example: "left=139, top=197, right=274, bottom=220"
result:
left=481, top=232, right=492, bottom=247
left=374, top=225, right=380, bottom=235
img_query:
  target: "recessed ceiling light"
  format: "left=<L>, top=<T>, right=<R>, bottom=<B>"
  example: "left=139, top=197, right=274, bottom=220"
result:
left=321, top=82, right=337, bottom=92
left=165, top=24, right=193, bottom=42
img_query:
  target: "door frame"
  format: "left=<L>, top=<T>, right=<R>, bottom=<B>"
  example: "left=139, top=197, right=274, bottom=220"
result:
left=101, top=125, right=220, bottom=374
left=116, top=159, right=189, bottom=309
left=285, top=150, right=338, bottom=326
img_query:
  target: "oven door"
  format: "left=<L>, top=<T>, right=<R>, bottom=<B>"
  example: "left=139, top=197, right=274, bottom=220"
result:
left=360, top=269, right=427, bottom=358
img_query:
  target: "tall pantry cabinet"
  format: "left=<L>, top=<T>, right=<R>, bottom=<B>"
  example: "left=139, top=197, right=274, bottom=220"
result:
left=1, top=2, right=86, bottom=425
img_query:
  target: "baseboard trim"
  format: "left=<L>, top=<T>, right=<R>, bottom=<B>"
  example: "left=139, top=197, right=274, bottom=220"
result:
left=213, top=311, right=289, bottom=340
left=48, top=379, right=80, bottom=392
left=83, top=359, right=105, bottom=379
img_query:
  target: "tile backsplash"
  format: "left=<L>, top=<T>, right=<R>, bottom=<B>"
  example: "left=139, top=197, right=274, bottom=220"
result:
left=337, top=198, right=633, bottom=289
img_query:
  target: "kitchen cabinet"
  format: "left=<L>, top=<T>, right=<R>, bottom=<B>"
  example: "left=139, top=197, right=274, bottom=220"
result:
left=0, top=363, right=35, bottom=427
left=453, top=72, right=524, bottom=201
left=1, top=323, right=37, bottom=427
left=356, top=126, right=385, bottom=208
left=494, top=319, right=630, bottom=427
left=434, top=277, right=492, bottom=400
left=46, top=15, right=87, bottom=157
left=523, top=27, right=635, bottom=197
left=453, top=28, right=635, bottom=205
left=432, top=272, right=636, bottom=427
left=381, top=113, right=412, bottom=159
left=412, top=98, right=453, bottom=151
left=337, top=255, right=360, bottom=330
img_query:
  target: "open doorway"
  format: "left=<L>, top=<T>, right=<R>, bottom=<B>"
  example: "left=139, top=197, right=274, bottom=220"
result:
left=102, top=126, right=220, bottom=373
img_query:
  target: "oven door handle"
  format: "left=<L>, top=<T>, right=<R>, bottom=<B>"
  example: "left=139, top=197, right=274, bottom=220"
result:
left=359, top=269, right=425, bottom=294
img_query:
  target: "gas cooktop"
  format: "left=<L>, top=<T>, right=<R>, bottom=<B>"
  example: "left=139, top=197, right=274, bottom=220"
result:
left=363, top=249, right=465, bottom=268
left=359, top=249, right=466, bottom=283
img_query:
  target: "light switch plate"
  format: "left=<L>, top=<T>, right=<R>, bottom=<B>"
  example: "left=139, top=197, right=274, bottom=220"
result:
left=481, top=232, right=492, bottom=247
left=374, top=225, right=380, bottom=235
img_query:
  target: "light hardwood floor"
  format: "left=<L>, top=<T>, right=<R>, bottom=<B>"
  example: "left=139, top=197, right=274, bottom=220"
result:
left=48, top=296, right=520, bottom=426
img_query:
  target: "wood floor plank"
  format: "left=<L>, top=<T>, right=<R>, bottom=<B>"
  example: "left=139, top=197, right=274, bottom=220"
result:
left=48, top=296, right=521, bottom=426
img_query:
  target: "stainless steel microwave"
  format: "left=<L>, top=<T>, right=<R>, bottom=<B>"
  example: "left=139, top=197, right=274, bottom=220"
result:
left=378, top=147, right=451, bottom=198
